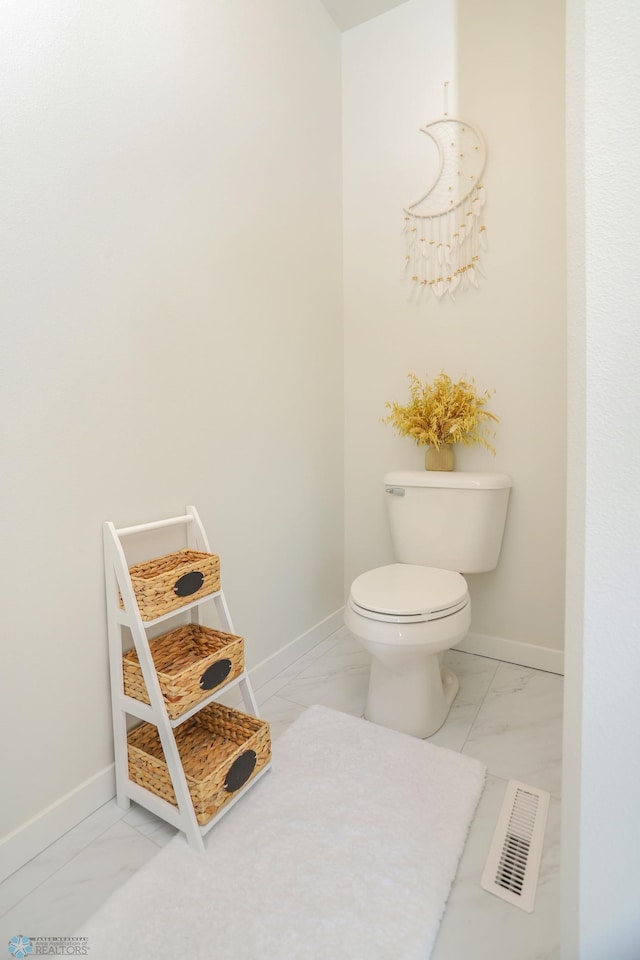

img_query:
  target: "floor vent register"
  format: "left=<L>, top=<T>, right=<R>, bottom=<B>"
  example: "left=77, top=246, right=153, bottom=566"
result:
left=481, top=779, right=550, bottom=913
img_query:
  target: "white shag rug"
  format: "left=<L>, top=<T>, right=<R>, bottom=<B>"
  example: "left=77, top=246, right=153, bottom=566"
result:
left=79, top=705, right=485, bottom=960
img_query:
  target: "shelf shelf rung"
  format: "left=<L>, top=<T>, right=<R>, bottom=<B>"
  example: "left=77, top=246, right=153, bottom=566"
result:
left=124, top=781, right=188, bottom=829
left=135, top=591, right=222, bottom=628
left=169, top=673, right=246, bottom=727
left=116, top=515, right=194, bottom=537
left=120, top=696, right=155, bottom=723
left=198, top=763, right=272, bottom=835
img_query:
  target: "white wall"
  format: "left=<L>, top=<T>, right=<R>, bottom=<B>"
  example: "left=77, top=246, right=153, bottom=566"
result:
left=343, top=0, right=566, bottom=668
left=0, top=0, right=343, bottom=854
left=563, top=1, right=640, bottom=956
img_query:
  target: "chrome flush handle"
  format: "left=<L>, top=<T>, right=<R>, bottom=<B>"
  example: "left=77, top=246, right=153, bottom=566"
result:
left=385, top=486, right=405, bottom=496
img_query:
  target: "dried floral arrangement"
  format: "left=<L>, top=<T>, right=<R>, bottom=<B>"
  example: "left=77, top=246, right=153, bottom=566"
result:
left=383, top=372, right=498, bottom=452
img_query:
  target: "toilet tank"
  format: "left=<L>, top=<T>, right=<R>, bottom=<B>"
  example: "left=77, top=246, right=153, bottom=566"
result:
left=384, top=470, right=512, bottom=574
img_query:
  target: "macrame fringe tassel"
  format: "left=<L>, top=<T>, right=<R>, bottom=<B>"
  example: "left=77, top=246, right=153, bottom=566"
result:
left=403, top=183, right=487, bottom=299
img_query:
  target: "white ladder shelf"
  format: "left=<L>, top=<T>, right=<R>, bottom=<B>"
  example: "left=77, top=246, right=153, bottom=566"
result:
left=103, top=505, right=269, bottom=853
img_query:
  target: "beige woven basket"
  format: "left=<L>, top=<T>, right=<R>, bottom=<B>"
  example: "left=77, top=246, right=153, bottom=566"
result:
left=122, top=625, right=244, bottom=719
left=124, top=549, right=220, bottom=620
left=127, top=703, right=271, bottom=825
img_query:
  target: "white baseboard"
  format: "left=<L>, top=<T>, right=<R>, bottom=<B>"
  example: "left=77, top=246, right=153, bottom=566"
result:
left=249, top=607, right=345, bottom=691
left=455, top=631, right=564, bottom=675
left=0, top=766, right=116, bottom=884
left=0, top=608, right=346, bottom=883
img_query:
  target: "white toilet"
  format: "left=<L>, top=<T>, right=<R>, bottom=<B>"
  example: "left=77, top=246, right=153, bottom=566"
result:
left=345, top=470, right=512, bottom=739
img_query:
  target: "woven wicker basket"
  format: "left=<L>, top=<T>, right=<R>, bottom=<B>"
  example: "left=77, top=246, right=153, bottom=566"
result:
left=127, top=703, right=271, bottom=825
left=124, top=549, right=220, bottom=620
left=122, top=625, right=244, bottom=719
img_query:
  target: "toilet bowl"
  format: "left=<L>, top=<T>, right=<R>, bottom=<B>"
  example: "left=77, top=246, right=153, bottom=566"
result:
left=345, top=563, right=471, bottom=738
left=345, top=469, right=512, bottom=740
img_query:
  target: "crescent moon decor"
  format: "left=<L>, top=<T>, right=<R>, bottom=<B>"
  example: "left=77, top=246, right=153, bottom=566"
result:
left=403, top=115, right=487, bottom=299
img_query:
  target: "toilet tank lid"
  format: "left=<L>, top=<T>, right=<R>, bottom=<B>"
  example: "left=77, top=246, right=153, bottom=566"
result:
left=384, top=470, right=512, bottom=490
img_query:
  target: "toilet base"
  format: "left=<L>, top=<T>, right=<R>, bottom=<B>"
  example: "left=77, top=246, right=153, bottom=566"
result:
left=364, top=654, right=459, bottom=739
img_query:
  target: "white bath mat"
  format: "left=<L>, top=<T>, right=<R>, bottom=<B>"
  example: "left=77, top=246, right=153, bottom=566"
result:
left=79, top=705, right=485, bottom=960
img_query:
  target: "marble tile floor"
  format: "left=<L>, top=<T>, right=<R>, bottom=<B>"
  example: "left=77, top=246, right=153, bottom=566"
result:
left=0, top=627, right=563, bottom=959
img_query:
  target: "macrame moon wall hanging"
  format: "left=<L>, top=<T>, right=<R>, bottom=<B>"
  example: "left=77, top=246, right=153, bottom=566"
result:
left=404, top=115, right=487, bottom=298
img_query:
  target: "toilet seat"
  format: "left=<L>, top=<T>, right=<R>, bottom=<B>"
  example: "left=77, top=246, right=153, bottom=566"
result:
left=349, top=563, right=469, bottom=624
